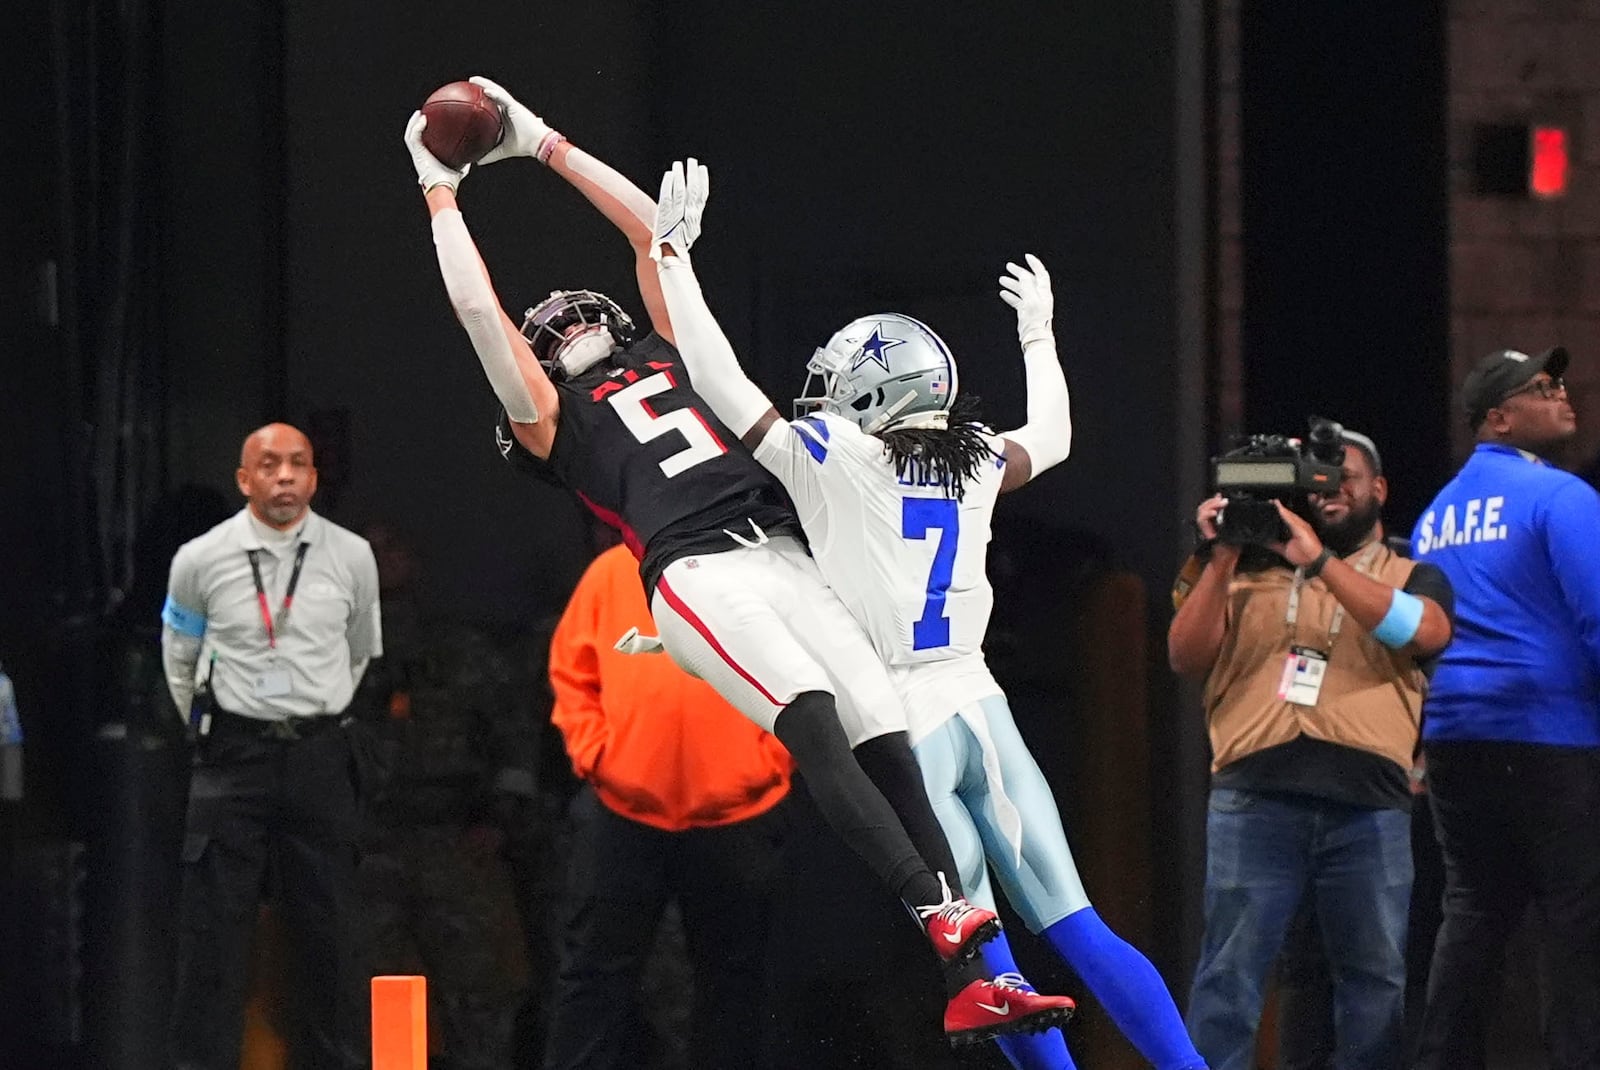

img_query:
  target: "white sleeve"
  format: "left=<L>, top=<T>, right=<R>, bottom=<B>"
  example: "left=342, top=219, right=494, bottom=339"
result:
left=654, top=256, right=776, bottom=435
left=160, top=632, right=201, bottom=720
left=346, top=541, right=383, bottom=684
left=564, top=147, right=657, bottom=233
left=751, top=415, right=841, bottom=547
left=159, top=545, right=205, bottom=719
left=431, top=208, right=540, bottom=423
left=1000, top=337, right=1072, bottom=476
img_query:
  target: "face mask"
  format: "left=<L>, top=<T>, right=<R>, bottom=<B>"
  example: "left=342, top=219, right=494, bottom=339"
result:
left=556, top=327, right=616, bottom=377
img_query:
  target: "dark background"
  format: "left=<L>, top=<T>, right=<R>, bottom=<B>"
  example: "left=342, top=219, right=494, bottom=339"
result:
left=1240, top=2, right=1450, bottom=525
left=1, top=0, right=1450, bottom=1065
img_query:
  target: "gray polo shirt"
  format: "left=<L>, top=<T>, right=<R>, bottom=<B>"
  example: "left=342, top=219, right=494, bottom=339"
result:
left=161, top=507, right=382, bottom=721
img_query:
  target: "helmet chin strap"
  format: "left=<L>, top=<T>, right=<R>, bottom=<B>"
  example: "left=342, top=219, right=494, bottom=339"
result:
left=861, top=388, right=920, bottom=434
left=556, top=327, right=616, bottom=376
left=882, top=410, right=950, bottom=433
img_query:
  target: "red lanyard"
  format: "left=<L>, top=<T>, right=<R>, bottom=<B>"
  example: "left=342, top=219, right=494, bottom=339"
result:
left=246, top=543, right=309, bottom=649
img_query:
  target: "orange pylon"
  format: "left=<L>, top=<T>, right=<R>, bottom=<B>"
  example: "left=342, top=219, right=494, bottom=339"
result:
left=371, top=975, right=427, bottom=1070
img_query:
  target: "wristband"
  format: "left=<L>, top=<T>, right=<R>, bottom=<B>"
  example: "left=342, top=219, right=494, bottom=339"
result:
left=534, top=130, right=566, bottom=165
left=1372, top=589, right=1425, bottom=649
left=1302, top=547, right=1333, bottom=579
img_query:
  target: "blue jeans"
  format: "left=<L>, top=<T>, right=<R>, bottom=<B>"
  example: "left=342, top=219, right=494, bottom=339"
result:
left=1186, top=788, right=1412, bottom=1070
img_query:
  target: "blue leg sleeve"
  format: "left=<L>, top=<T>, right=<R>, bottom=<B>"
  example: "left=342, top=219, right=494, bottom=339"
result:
left=1043, top=908, right=1208, bottom=1070
left=982, top=932, right=1077, bottom=1070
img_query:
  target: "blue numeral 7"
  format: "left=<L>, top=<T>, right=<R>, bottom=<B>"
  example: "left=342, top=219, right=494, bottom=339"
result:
left=903, top=498, right=958, bottom=650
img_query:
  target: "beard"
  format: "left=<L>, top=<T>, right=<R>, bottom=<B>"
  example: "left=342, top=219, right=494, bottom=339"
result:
left=262, top=498, right=306, bottom=525
left=1315, top=496, right=1383, bottom=557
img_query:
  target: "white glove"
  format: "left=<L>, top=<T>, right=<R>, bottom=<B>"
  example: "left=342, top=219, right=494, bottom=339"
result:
left=651, top=158, right=709, bottom=262
left=469, top=75, right=560, bottom=165
left=404, top=111, right=469, bottom=193
left=613, top=627, right=666, bottom=655
left=999, top=253, right=1054, bottom=348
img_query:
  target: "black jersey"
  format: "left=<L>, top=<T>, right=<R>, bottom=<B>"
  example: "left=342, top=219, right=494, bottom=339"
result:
left=496, top=332, right=803, bottom=593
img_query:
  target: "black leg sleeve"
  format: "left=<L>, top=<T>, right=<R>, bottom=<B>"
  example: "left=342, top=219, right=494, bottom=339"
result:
left=773, top=692, right=942, bottom=908
left=852, top=731, right=964, bottom=897
left=853, top=732, right=996, bottom=995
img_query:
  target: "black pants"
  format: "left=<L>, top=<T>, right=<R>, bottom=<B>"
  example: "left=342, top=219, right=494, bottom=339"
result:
left=169, top=713, right=363, bottom=1070
left=542, top=785, right=786, bottom=1070
left=1414, top=740, right=1600, bottom=1070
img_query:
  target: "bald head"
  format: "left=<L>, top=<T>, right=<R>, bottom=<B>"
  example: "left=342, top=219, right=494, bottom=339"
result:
left=240, top=422, right=313, bottom=467
left=236, top=423, right=317, bottom=529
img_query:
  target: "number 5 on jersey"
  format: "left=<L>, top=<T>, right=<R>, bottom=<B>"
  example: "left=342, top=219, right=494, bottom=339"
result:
left=903, top=497, right=958, bottom=650
left=607, top=372, right=728, bottom=477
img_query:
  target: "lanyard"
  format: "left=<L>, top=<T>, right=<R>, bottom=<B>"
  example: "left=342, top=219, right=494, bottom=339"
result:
left=246, top=543, right=309, bottom=650
left=1285, top=540, right=1382, bottom=647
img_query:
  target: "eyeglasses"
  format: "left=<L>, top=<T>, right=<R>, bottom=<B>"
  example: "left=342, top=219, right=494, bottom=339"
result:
left=1498, top=376, right=1567, bottom=404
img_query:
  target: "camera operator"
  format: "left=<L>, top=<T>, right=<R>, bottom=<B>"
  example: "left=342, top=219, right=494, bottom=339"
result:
left=1169, top=429, right=1454, bottom=1070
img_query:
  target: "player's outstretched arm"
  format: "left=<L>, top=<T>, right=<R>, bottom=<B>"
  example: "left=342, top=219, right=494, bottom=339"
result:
left=650, top=159, right=782, bottom=449
left=996, top=254, right=1072, bottom=493
left=405, top=111, right=560, bottom=458
left=468, top=77, right=671, bottom=344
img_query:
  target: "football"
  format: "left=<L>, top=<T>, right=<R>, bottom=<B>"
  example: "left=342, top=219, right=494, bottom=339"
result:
left=420, top=81, right=504, bottom=170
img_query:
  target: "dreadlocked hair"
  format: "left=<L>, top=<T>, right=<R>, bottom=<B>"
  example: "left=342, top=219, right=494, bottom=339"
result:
left=879, top=394, right=994, bottom=499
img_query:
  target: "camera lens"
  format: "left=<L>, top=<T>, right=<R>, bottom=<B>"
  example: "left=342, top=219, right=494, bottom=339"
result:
left=1306, top=417, right=1345, bottom=465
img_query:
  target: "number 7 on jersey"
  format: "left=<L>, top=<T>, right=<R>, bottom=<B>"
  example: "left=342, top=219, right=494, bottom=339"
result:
left=903, top=498, right=958, bottom=650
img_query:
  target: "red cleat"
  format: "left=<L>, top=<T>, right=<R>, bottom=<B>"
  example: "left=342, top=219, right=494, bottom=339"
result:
left=916, top=873, right=1000, bottom=965
left=944, top=976, right=1077, bottom=1047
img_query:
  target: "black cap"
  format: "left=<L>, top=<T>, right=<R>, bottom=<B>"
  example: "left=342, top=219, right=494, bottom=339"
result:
left=1462, top=346, right=1570, bottom=429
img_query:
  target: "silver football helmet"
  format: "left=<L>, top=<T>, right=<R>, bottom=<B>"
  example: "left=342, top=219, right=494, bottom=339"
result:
left=520, top=289, right=636, bottom=377
left=795, top=313, right=958, bottom=434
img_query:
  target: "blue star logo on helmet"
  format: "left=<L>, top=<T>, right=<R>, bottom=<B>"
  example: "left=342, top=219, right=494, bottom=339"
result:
left=849, top=325, right=906, bottom=373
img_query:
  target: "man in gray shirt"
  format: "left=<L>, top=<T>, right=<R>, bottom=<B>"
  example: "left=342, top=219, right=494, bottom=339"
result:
left=160, top=422, right=381, bottom=1070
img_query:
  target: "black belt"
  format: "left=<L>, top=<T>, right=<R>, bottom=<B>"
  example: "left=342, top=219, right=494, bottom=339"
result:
left=209, top=707, right=350, bottom=742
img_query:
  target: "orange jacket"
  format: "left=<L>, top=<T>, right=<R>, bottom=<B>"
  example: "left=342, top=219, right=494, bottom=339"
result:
left=548, top=545, right=793, bottom=831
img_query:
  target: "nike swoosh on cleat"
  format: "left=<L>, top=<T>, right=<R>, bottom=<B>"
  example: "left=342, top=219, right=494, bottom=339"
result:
left=975, top=1001, right=1010, bottom=1015
left=942, top=931, right=964, bottom=944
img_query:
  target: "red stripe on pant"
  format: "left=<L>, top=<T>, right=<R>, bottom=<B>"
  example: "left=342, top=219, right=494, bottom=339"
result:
left=656, top=577, right=783, bottom=707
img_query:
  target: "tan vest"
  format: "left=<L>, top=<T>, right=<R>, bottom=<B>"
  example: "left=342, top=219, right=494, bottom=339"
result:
left=1203, top=541, right=1426, bottom=774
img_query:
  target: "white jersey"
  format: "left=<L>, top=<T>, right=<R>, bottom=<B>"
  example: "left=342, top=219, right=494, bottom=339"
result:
left=754, top=411, right=1007, bottom=740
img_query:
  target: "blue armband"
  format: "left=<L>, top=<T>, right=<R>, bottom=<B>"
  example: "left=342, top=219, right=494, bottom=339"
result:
left=161, top=595, right=207, bottom=638
left=1372, top=589, right=1424, bottom=649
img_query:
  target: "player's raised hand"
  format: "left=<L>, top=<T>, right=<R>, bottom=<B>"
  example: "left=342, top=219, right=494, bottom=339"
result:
left=651, top=158, right=709, bottom=262
left=469, top=76, right=558, bottom=165
left=998, top=253, right=1054, bottom=348
left=404, top=111, right=469, bottom=193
